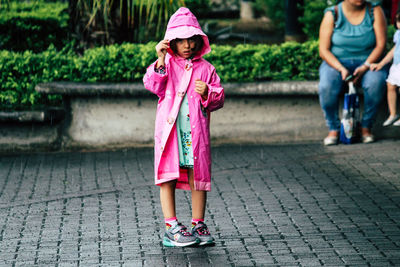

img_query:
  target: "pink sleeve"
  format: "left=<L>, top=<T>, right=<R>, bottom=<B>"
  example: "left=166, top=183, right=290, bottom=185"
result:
left=143, top=61, right=168, bottom=98
left=201, top=68, right=225, bottom=112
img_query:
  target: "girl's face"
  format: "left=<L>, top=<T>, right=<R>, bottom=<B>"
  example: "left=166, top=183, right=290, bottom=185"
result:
left=175, top=38, right=196, bottom=59
left=397, top=19, right=400, bottom=29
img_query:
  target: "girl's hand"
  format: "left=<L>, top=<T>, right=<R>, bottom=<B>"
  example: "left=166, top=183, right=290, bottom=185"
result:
left=195, top=79, right=208, bottom=100
left=370, top=63, right=382, bottom=71
left=155, top=40, right=168, bottom=68
left=353, top=64, right=369, bottom=84
left=156, top=40, right=169, bottom=59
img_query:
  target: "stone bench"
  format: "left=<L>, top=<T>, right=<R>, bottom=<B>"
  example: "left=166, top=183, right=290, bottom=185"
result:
left=31, top=80, right=398, bottom=150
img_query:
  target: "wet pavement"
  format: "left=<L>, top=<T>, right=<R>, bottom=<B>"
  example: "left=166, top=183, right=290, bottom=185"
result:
left=0, top=140, right=399, bottom=266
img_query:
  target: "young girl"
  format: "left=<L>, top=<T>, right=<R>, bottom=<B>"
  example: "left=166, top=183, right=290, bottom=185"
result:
left=143, top=7, right=224, bottom=247
left=371, top=11, right=400, bottom=126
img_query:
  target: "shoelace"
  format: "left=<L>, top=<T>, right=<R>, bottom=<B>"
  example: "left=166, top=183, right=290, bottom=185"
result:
left=195, top=224, right=210, bottom=236
left=175, top=224, right=191, bottom=236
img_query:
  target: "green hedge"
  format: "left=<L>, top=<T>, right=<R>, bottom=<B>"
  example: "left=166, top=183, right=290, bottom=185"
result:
left=0, top=41, right=320, bottom=110
left=0, top=2, right=69, bottom=52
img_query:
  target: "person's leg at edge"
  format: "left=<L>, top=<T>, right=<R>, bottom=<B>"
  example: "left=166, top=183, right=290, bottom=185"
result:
left=319, top=61, right=344, bottom=144
left=387, top=82, right=398, bottom=117
left=360, top=68, right=387, bottom=140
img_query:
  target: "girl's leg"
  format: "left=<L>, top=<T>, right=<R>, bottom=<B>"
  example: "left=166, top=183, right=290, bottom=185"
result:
left=188, top=169, right=206, bottom=220
left=160, top=179, right=199, bottom=247
left=160, top=180, right=177, bottom=219
left=387, top=82, right=398, bottom=117
left=188, top=169, right=214, bottom=245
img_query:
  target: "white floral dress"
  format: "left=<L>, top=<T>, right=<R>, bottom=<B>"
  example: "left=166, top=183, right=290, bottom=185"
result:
left=176, top=94, right=194, bottom=168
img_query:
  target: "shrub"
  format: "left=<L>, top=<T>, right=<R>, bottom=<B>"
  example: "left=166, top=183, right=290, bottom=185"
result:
left=0, top=41, right=320, bottom=110
left=0, top=2, right=69, bottom=52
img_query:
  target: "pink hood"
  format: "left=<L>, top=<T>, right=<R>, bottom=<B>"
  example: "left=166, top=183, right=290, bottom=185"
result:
left=164, top=7, right=211, bottom=57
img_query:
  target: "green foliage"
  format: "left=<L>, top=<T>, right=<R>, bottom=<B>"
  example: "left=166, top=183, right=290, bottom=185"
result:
left=207, top=41, right=320, bottom=82
left=253, top=0, right=332, bottom=39
left=185, top=0, right=210, bottom=16
left=298, top=0, right=330, bottom=40
left=69, top=0, right=185, bottom=48
left=0, top=46, right=72, bottom=110
left=387, top=25, right=396, bottom=48
left=0, top=2, right=69, bottom=52
left=0, top=41, right=321, bottom=110
left=254, top=0, right=285, bottom=31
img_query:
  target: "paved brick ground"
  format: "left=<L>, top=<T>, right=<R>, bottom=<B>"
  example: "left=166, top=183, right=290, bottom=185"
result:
left=0, top=140, right=399, bottom=266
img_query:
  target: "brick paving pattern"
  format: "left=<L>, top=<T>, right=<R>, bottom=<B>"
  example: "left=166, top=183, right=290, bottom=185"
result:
left=0, top=140, right=399, bottom=266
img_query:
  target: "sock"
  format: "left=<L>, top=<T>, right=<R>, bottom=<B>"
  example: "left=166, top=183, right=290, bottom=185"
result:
left=165, top=217, right=178, bottom=230
left=191, top=218, right=204, bottom=228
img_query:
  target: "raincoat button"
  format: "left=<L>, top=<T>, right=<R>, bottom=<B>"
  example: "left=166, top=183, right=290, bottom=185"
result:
left=177, top=91, right=185, bottom=97
left=194, top=157, right=197, bottom=160
left=167, top=117, right=175, bottom=124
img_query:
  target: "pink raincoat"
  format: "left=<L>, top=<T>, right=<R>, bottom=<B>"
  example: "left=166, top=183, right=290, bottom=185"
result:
left=143, top=7, right=224, bottom=191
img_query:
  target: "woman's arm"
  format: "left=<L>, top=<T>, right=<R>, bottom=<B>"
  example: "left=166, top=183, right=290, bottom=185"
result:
left=319, top=11, right=350, bottom=80
left=353, top=6, right=387, bottom=80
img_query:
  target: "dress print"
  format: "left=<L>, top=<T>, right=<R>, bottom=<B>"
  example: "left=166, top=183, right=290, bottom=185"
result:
left=177, top=93, right=194, bottom=167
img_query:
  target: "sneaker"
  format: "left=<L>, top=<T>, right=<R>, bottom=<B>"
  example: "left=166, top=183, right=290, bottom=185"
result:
left=362, top=135, right=374, bottom=144
left=382, top=115, right=400, bottom=126
left=393, top=119, right=400, bottom=126
left=191, top=222, right=215, bottom=246
left=323, top=136, right=338, bottom=146
left=163, top=223, right=199, bottom=247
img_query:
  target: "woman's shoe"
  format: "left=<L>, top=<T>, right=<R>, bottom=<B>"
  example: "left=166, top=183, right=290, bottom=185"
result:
left=323, top=136, right=338, bottom=146
left=362, top=135, right=374, bottom=144
left=361, top=128, right=374, bottom=144
left=382, top=115, right=400, bottom=126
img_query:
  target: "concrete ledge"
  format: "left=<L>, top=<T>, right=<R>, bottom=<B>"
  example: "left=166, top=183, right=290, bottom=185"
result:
left=34, top=81, right=325, bottom=150
left=36, top=82, right=153, bottom=96
left=0, top=108, right=65, bottom=123
left=35, top=80, right=319, bottom=96
left=34, top=81, right=399, bottom=149
left=2, top=80, right=399, bottom=152
left=0, top=123, right=60, bottom=152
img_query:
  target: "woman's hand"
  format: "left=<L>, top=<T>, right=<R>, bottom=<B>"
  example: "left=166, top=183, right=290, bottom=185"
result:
left=339, top=67, right=350, bottom=81
left=195, top=79, right=208, bottom=100
left=155, top=40, right=169, bottom=68
left=353, top=64, right=369, bottom=84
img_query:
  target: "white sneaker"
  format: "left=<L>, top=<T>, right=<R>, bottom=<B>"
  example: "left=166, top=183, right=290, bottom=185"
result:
left=382, top=115, right=399, bottom=126
left=323, top=136, right=338, bottom=146
left=393, top=119, right=400, bottom=126
left=362, top=135, right=374, bottom=144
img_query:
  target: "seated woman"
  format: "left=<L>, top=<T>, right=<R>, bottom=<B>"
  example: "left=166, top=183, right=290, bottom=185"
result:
left=318, top=0, right=388, bottom=145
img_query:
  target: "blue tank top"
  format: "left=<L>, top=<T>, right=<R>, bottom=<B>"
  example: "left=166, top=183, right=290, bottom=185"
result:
left=393, top=30, right=400, bottom=65
left=325, top=3, right=376, bottom=61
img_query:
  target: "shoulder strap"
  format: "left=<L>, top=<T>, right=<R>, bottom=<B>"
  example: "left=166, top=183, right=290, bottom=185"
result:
left=334, top=5, right=338, bottom=22
left=367, top=2, right=374, bottom=21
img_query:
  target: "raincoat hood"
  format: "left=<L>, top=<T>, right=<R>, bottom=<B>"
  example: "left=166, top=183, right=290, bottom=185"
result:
left=164, top=7, right=211, bottom=57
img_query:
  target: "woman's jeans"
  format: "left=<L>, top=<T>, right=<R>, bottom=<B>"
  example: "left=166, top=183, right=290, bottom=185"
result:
left=319, top=60, right=388, bottom=131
